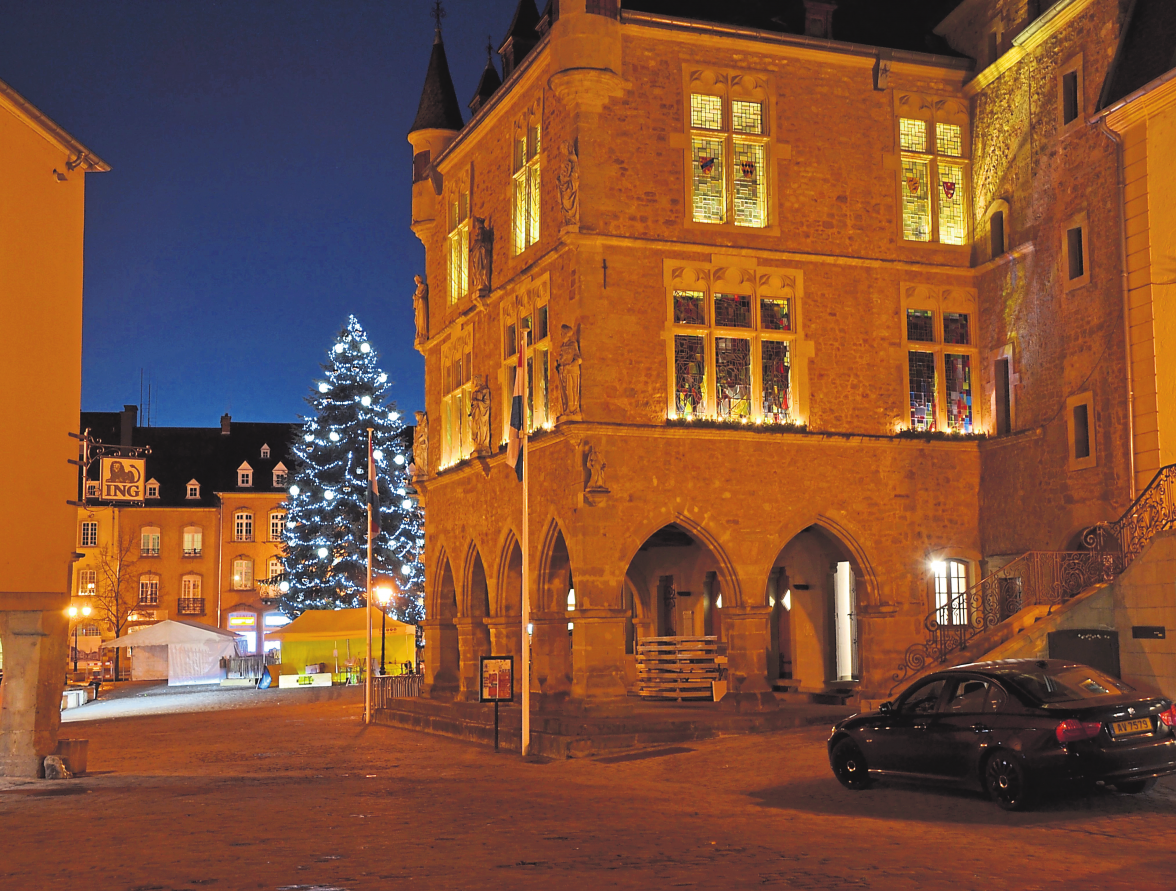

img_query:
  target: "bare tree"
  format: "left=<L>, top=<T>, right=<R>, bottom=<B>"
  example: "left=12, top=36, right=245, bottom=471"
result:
left=92, top=526, right=141, bottom=680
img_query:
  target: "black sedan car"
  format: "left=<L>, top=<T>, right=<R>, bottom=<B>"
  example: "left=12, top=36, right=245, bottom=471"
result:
left=828, top=659, right=1176, bottom=810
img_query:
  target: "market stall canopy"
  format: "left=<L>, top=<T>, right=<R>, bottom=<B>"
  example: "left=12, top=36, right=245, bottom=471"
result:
left=101, top=619, right=243, bottom=648
left=265, top=607, right=415, bottom=642
left=101, top=620, right=242, bottom=686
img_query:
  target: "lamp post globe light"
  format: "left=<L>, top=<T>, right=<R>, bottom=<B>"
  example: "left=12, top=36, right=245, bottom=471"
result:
left=67, top=604, right=92, bottom=673
left=374, top=584, right=393, bottom=676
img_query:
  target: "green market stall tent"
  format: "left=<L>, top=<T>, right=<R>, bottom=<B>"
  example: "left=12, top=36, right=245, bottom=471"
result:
left=266, top=608, right=415, bottom=677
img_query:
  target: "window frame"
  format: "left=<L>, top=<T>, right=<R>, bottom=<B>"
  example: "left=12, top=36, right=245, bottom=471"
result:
left=80, top=520, right=98, bottom=548
left=180, top=574, right=202, bottom=609
left=77, top=568, right=97, bottom=596
left=272, top=462, right=288, bottom=488
left=145, top=478, right=160, bottom=499
left=1063, top=211, right=1090, bottom=291
left=901, top=286, right=979, bottom=434
left=186, top=479, right=200, bottom=500
left=500, top=281, right=552, bottom=443
left=237, top=462, right=253, bottom=488
left=138, top=574, right=160, bottom=606
left=140, top=525, right=161, bottom=557
left=182, top=525, right=203, bottom=557
left=234, top=510, right=254, bottom=542
left=440, top=328, right=475, bottom=469
left=446, top=172, right=470, bottom=304
left=512, top=106, right=541, bottom=255
left=1066, top=392, right=1096, bottom=471
left=894, top=95, right=971, bottom=246
left=269, top=511, right=286, bottom=542
left=231, top=557, right=254, bottom=591
left=933, top=558, right=971, bottom=627
left=1058, top=54, right=1084, bottom=133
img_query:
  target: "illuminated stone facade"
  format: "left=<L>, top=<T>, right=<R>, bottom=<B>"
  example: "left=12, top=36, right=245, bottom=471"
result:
left=408, top=0, right=1153, bottom=703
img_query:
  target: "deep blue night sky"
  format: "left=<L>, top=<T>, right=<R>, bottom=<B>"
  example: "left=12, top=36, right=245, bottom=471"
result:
left=0, top=0, right=519, bottom=426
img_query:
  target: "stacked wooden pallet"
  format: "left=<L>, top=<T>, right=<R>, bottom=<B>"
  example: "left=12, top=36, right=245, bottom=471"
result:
left=636, top=636, right=722, bottom=700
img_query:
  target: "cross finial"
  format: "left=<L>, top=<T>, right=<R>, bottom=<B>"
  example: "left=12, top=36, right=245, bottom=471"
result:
left=487, top=35, right=494, bottom=62
left=431, top=0, right=445, bottom=33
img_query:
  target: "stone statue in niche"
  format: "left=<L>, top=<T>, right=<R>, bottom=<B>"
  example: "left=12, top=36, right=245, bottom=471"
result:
left=412, top=411, right=429, bottom=478
left=412, top=275, right=429, bottom=346
left=556, top=139, right=580, bottom=227
left=469, top=216, right=493, bottom=297
left=468, top=375, right=492, bottom=456
left=556, top=323, right=582, bottom=418
left=584, top=443, right=608, bottom=493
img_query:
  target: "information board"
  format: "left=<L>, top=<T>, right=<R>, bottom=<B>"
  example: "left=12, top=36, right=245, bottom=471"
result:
left=480, top=655, right=514, bottom=703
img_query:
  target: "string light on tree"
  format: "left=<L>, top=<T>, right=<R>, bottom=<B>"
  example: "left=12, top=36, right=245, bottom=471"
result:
left=278, top=315, right=425, bottom=620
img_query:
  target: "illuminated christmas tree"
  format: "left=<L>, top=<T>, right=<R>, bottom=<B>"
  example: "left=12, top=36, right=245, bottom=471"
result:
left=278, top=316, right=424, bottom=620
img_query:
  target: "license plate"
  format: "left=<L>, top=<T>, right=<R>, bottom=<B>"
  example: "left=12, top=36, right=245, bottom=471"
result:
left=1111, top=718, right=1152, bottom=736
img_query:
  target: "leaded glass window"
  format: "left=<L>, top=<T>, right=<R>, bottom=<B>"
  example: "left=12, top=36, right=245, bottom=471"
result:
left=447, top=185, right=469, bottom=305
left=674, top=290, right=706, bottom=325
left=901, top=157, right=931, bottom=242
left=762, top=341, right=791, bottom=422
left=692, top=137, right=725, bottom=223
left=938, top=161, right=967, bottom=245
left=759, top=298, right=791, bottom=331
left=732, top=100, right=762, bottom=134
left=689, top=87, right=768, bottom=228
left=906, top=309, right=935, bottom=342
left=936, top=123, right=963, bottom=157
left=714, top=294, right=751, bottom=328
left=674, top=335, right=706, bottom=416
left=943, top=313, right=970, bottom=345
left=715, top=337, right=751, bottom=419
left=734, top=141, right=766, bottom=227
left=690, top=93, right=722, bottom=130
left=945, top=353, right=973, bottom=433
left=898, top=114, right=969, bottom=244
left=513, top=114, right=541, bottom=253
left=909, top=351, right=937, bottom=431
left=899, top=118, right=927, bottom=153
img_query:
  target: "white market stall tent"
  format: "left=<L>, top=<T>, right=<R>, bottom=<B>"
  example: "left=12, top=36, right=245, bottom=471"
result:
left=101, top=620, right=243, bottom=685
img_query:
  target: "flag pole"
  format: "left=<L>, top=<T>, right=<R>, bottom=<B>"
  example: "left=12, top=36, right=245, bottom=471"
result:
left=365, top=426, right=374, bottom=725
left=521, top=327, right=531, bottom=757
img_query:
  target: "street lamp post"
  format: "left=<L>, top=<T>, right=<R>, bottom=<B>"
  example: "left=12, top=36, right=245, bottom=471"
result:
left=67, top=604, right=92, bottom=673
left=375, top=585, right=393, bottom=676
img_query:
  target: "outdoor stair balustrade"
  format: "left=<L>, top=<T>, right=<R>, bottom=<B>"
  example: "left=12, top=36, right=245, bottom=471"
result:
left=892, top=463, right=1176, bottom=693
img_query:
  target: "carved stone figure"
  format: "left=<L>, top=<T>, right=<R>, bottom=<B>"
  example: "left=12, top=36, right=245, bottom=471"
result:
left=468, top=375, right=491, bottom=456
left=469, top=216, right=493, bottom=296
left=556, top=139, right=580, bottom=226
left=412, top=275, right=429, bottom=345
left=412, top=411, right=429, bottom=477
left=585, top=443, right=607, bottom=492
left=556, top=324, right=582, bottom=417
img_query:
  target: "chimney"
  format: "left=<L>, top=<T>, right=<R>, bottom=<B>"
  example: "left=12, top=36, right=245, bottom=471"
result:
left=221, top=413, right=231, bottom=436
left=803, top=0, right=837, bottom=39
left=120, top=404, right=138, bottom=446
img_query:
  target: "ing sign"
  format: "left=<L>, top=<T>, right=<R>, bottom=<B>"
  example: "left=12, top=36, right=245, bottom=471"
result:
left=99, top=457, right=146, bottom=501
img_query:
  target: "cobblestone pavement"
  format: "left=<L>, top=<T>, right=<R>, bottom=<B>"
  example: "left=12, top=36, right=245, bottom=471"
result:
left=2, top=692, right=1175, bottom=890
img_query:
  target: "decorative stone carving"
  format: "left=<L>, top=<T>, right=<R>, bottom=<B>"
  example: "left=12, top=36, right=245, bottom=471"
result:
left=412, top=411, right=429, bottom=478
left=412, top=275, right=429, bottom=346
left=468, top=375, right=491, bottom=456
left=585, top=443, right=608, bottom=493
left=469, top=216, right=492, bottom=297
left=556, top=324, right=582, bottom=418
left=556, top=139, right=580, bottom=227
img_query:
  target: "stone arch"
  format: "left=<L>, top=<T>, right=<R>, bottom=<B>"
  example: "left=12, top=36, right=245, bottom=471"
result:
left=770, top=513, right=881, bottom=610
left=619, top=511, right=743, bottom=608
left=431, top=547, right=458, bottom=619
left=493, top=528, right=522, bottom=617
left=536, top=518, right=573, bottom=614
left=461, top=540, right=491, bottom=618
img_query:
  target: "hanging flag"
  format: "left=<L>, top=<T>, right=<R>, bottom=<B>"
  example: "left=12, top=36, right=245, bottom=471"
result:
left=506, top=347, right=525, bottom=482
left=368, top=436, right=381, bottom=536
left=942, top=181, right=957, bottom=199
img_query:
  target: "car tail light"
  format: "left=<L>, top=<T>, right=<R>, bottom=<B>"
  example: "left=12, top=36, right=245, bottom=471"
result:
left=1055, top=719, right=1103, bottom=744
left=1161, top=704, right=1176, bottom=728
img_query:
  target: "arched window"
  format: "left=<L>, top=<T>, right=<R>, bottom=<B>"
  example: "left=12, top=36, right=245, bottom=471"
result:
left=232, top=558, right=254, bottom=590
left=77, top=568, right=97, bottom=596
left=140, top=526, right=161, bottom=557
left=182, top=525, right=203, bottom=557
left=139, top=574, right=160, bottom=606
left=269, top=511, right=286, bottom=542
left=267, top=557, right=282, bottom=581
left=234, top=511, right=253, bottom=542
left=180, top=575, right=203, bottom=614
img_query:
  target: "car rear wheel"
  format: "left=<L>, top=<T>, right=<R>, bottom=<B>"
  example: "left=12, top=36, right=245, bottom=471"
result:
left=1114, top=778, right=1157, bottom=795
left=830, top=738, right=871, bottom=790
left=984, top=751, right=1031, bottom=811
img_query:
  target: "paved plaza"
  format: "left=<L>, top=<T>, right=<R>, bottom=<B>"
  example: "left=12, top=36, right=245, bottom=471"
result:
left=2, top=690, right=1175, bottom=890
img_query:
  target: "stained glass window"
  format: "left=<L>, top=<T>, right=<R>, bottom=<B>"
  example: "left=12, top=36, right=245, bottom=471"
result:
left=734, top=141, right=766, bottom=227
left=714, top=293, right=751, bottom=328
left=762, top=341, right=791, bottom=422
left=901, top=158, right=931, bottom=241
left=692, top=137, right=725, bottom=223
left=938, top=162, right=967, bottom=245
left=909, top=350, right=937, bottom=431
left=945, top=353, right=972, bottom=433
left=690, top=93, right=723, bottom=130
left=513, top=117, right=541, bottom=253
left=715, top=337, right=751, bottom=419
left=732, top=100, right=763, bottom=134
left=906, top=309, right=935, bottom=342
left=536, top=304, right=548, bottom=341
left=943, top=312, right=970, bottom=345
left=760, top=298, right=791, bottom=331
left=505, top=323, right=517, bottom=358
left=899, top=118, right=928, bottom=152
left=936, top=123, right=963, bottom=157
left=674, top=335, right=706, bottom=416
left=674, top=290, right=706, bottom=325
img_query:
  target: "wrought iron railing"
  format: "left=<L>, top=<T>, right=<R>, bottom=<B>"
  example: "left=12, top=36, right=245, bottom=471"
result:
left=1081, top=464, right=1176, bottom=560
left=374, top=673, right=422, bottom=707
left=177, top=597, right=205, bottom=615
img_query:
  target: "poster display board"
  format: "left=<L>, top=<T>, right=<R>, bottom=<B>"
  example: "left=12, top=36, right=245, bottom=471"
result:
left=480, top=656, right=514, bottom=703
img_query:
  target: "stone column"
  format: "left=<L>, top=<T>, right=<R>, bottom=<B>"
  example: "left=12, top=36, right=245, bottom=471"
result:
left=484, top=616, right=523, bottom=666
left=0, top=609, right=69, bottom=777
left=530, top=612, right=573, bottom=700
left=722, top=605, right=773, bottom=700
left=453, top=616, right=491, bottom=701
left=571, top=608, right=629, bottom=700
left=420, top=618, right=460, bottom=700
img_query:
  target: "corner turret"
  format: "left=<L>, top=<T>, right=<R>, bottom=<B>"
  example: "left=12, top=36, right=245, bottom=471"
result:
left=469, top=41, right=503, bottom=114
left=408, top=25, right=463, bottom=246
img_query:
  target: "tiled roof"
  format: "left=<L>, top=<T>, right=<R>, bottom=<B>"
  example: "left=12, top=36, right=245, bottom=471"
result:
left=410, top=30, right=464, bottom=133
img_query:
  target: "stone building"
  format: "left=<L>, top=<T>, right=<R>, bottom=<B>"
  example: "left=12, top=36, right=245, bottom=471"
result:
left=407, top=0, right=1172, bottom=704
left=72, top=408, right=298, bottom=668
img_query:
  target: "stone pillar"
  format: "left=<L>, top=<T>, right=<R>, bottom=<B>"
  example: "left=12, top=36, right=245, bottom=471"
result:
left=420, top=618, right=460, bottom=700
left=454, top=617, right=491, bottom=701
left=571, top=608, right=629, bottom=700
left=722, top=605, right=773, bottom=696
left=530, top=612, right=573, bottom=700
left=484, top=616, right=523, bottom=665
left=0, top=609, right=69, bottom=777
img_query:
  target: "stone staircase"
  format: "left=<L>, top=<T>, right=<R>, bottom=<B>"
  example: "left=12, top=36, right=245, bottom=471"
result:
left=888, top=464, right=1176, bottom=696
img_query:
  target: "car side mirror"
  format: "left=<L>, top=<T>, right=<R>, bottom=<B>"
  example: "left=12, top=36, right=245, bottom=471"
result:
left=879, top=701, right=894, bottom=716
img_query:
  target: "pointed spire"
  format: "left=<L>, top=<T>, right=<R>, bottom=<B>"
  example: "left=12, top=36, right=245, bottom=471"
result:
left=498, top=0, right=540, bottom=79
left=469, top=38, right=503, bottom=114
left=409, top=7, right=463, bottom=134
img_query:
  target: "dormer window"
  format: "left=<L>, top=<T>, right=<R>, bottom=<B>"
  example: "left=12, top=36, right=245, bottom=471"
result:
left=186, top=479, right=201, bottom=500
left=145, top=478, right=160, bottom=499
left=272, top=461, right=288, bottom=488
left=238, top=462, right=253, bottom=488
left=260, top=444, right=271, bottom=459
